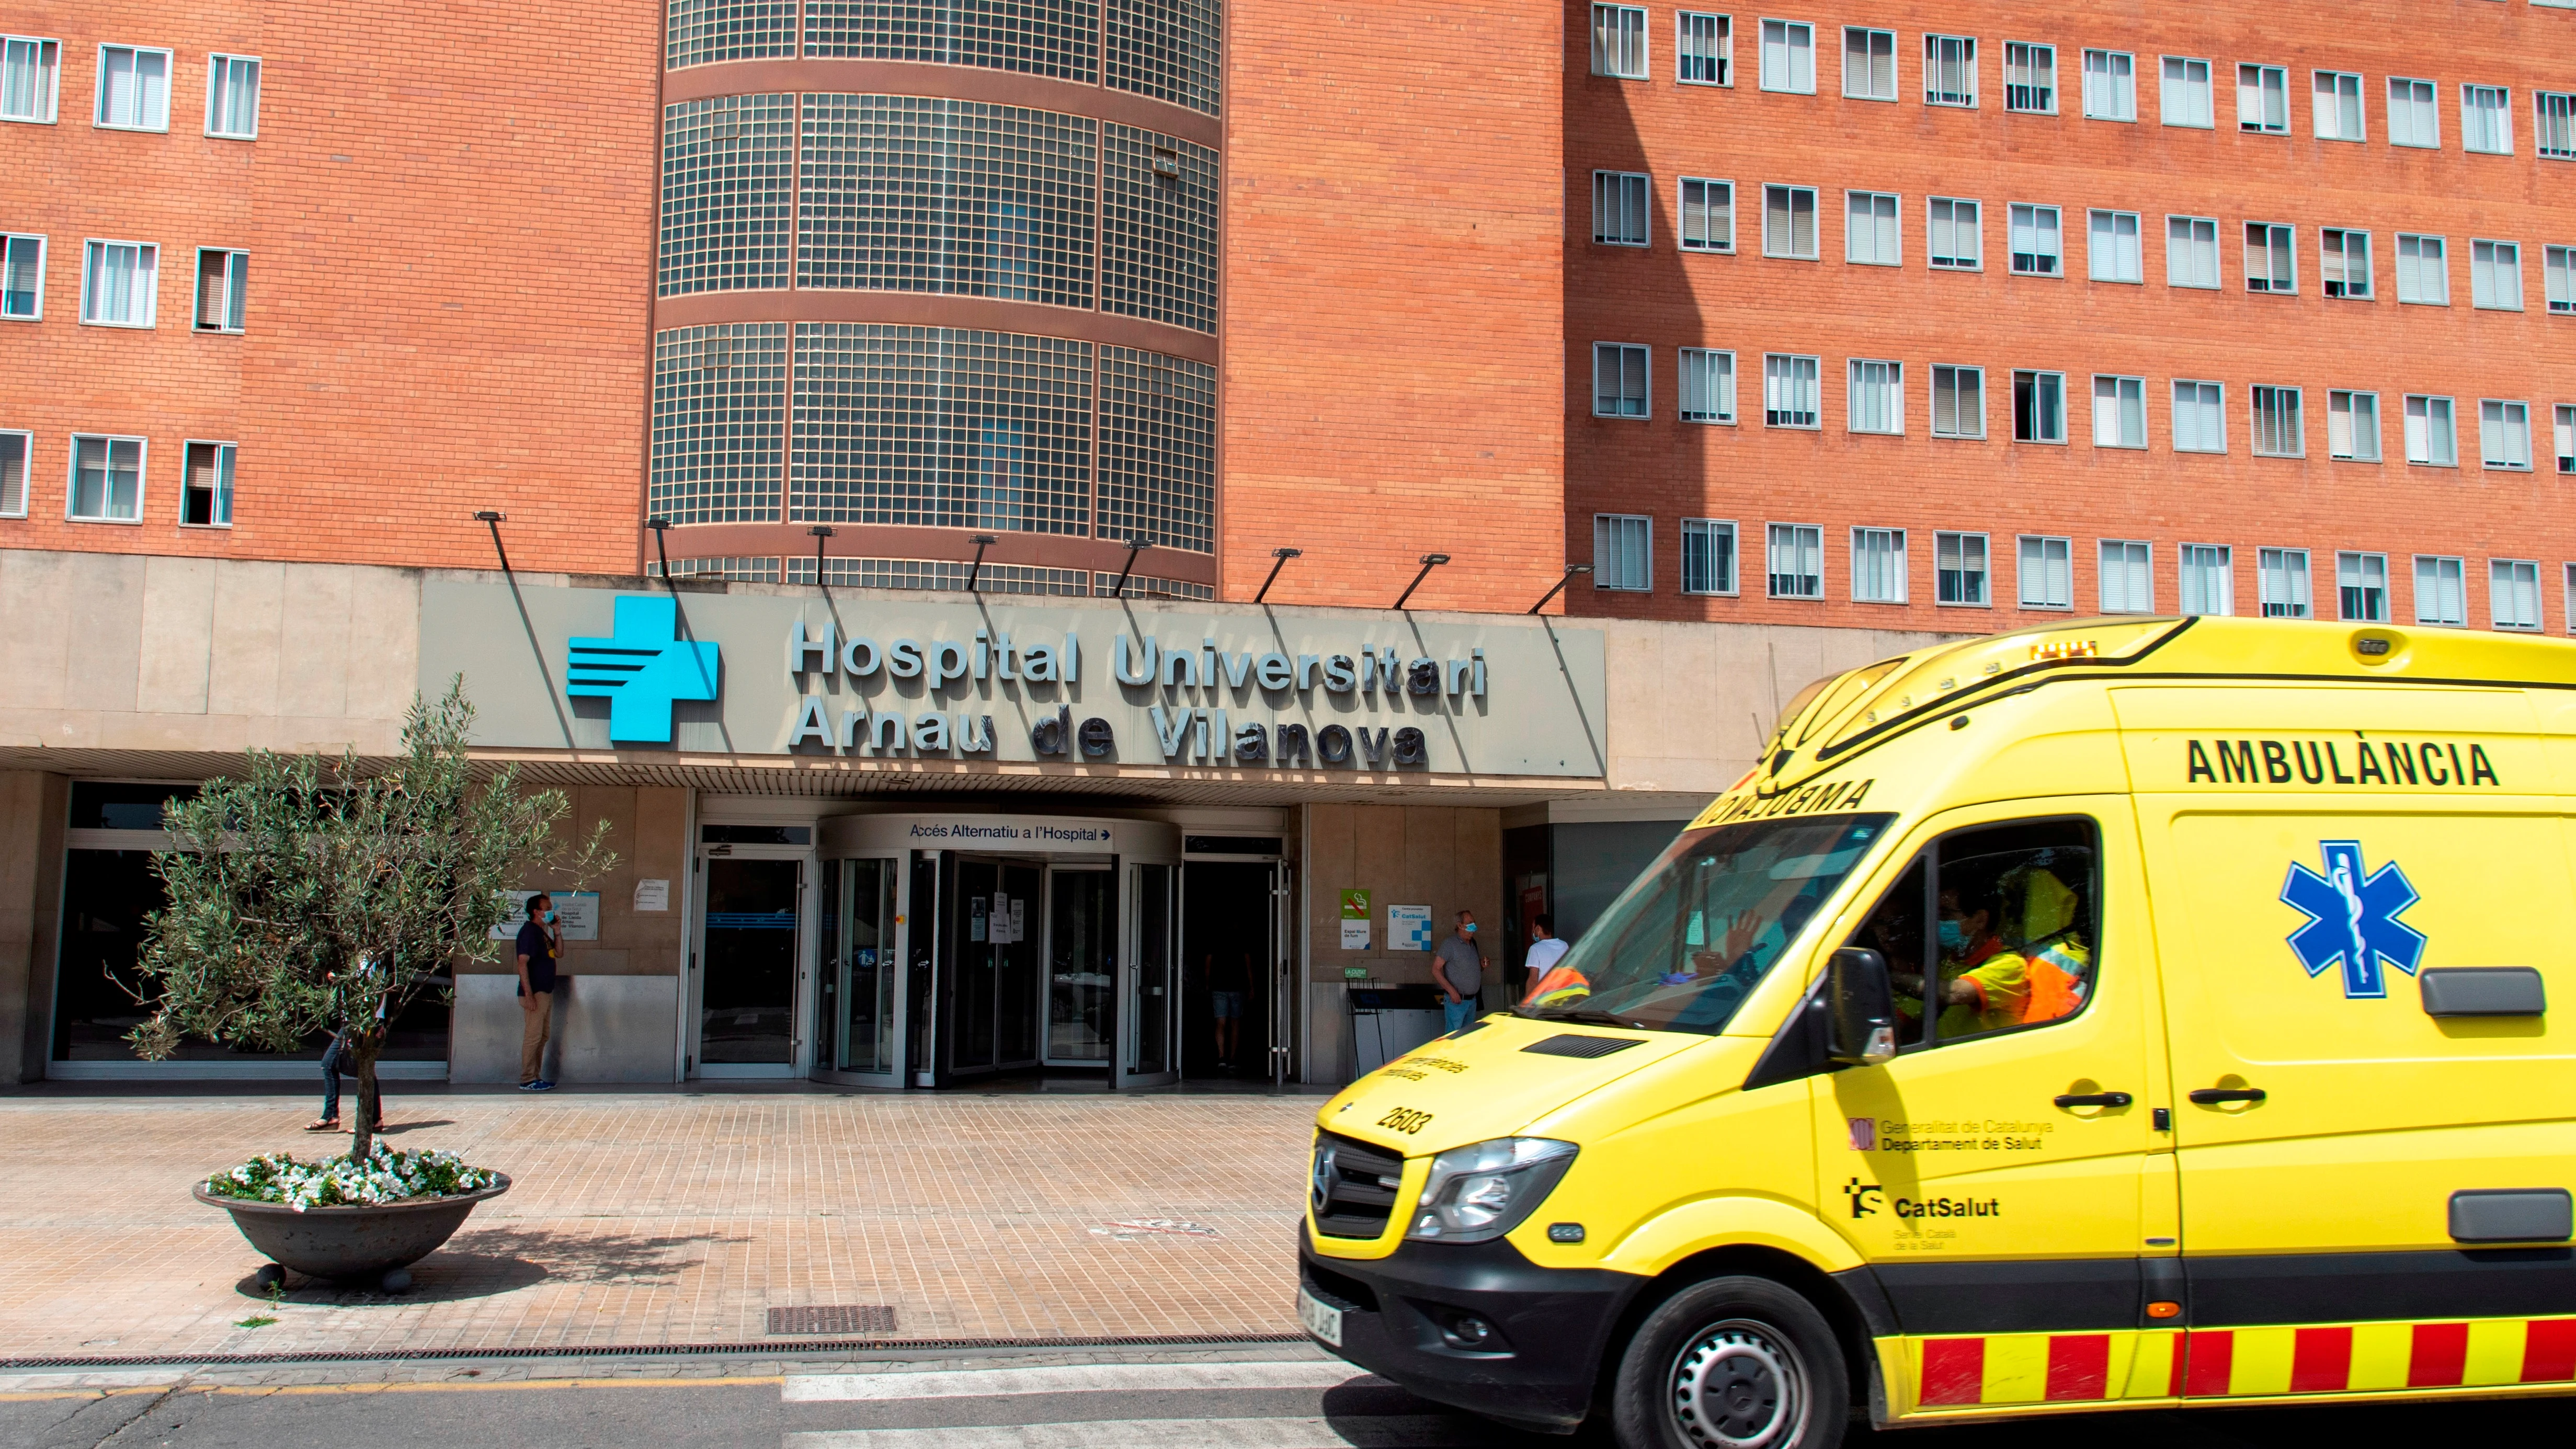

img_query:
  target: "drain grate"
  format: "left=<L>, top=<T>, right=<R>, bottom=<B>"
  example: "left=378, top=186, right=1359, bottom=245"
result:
left=768, top=1305, right=898, bottom=1336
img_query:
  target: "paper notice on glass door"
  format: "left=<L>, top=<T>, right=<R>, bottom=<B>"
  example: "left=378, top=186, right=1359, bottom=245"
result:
left=1009, top=898, right=1027, bottom=945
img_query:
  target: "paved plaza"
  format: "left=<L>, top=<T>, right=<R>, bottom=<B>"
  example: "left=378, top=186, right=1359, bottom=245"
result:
left=0, top=1088, right=1319, bottom=1364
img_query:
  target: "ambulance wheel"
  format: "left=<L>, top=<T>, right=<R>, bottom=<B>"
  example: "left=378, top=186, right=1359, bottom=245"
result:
left=1611, top=1275, right=1849, bottom=1449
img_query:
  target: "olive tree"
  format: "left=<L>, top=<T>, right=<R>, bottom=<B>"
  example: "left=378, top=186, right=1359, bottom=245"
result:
left=132, top=683, right=613, bottom=1162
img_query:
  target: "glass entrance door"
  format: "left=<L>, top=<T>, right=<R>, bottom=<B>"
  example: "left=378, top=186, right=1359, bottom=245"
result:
left=1044, top=866, right=1114, bottom=1065
left=1116, top=862, right=1180, bottom=1087
left=949, top=858, right=1043, bottom=1074
left=816, top=855, right=902, bottom=1085
left=700, top=857, right=800, bottom=1069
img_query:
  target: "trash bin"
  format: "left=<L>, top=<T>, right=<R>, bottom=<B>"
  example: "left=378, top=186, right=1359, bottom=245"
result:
left=1348, top=984, right=1450, bottom=1075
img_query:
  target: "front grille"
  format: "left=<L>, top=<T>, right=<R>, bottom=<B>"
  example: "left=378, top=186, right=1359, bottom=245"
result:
left=1312, top=1131, right=1405, bottom=1239
left=1522, top=1033, right=1645, bottom=1059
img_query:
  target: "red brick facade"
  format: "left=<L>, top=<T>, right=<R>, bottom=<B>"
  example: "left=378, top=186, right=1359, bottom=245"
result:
left=1564, top=1, right=2576, bottom=631
left=0, top=0, right=661, bottom=574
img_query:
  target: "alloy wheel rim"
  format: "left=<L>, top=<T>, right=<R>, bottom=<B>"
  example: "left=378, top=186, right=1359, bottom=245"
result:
left=1669, top=1317, right=1806, bottom=1449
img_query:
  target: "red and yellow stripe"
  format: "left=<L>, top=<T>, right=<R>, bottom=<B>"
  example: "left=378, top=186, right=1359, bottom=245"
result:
left=1894, top=1316, right=2576, bottom=1415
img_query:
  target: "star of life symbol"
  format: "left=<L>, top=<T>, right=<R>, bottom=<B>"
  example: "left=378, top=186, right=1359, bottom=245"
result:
left=566, top=595, right=720, bottom=744
left=2279, top=840, right=2425, bottom=999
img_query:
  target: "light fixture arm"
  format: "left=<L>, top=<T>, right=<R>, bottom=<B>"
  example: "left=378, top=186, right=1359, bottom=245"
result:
left=1393, top=553, right=1451, bottom=611
left=1527, top=563, right=1593, bottom=614
left=1253, top=546, right=1302, bottom=604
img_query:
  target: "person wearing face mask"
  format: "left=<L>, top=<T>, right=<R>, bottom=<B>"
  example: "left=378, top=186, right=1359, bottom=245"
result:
left=1430, top=910, right=1489, bottom=1033
left=516, top=892, right=562, bottom=1091
left=1930, top=882, right=2031, bottom=1037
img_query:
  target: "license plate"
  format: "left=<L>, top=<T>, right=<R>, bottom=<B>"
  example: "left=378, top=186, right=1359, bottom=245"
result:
left=1297, top=1285, right=1344, bottom=1348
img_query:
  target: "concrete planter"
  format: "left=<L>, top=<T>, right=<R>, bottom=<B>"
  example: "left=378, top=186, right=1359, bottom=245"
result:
left=195, top=1174, right=510, bottom=1290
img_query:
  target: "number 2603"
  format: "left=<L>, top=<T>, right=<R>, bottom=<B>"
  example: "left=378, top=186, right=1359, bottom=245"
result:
left=1378, top=1108, right=1433, bottom=1135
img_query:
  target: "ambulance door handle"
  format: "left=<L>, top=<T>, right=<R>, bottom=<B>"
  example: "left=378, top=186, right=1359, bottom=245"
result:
left=2054, top=1091, right=2133, bottom=1109
left=2188, top=1087, right=2267, bottom=1104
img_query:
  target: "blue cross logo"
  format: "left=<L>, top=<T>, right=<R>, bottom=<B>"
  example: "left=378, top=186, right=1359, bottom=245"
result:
left=2280, top=841, right=2425, bottom=999
left=566, top=595, right=720, bottom=744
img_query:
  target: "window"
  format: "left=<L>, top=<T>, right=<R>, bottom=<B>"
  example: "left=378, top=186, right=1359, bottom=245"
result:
left=1679, top=13, right=1732, bottom=85
left=2099, top=540, right=2153, bottom=613
left=1842, top=26, right=1894, bottom=100
left=194, top=248, right=246, bottom=332
left=2251, top=385, right=2303, bottom=457
left=1763, top=353, right=1820, bottom=427
left=1851, top=527, right=1907, bottom=602
left=2008, top=203, right=2061, bottom=276
left=2004, top=42, right=2055, bottom=113
left=1936, top=531, right=1989, bottom=605
left=1593, top=343, right=1650, bottom=418
left=1766, top=522, right=1823, bottom=598
left=1594, top=513, right=1651, bottom=589
left=2337, top=552, right=2389, bottom=622
left=1924, top=35, right=1977, bottom=107
left=2558, top=404, right=2575, bottom=474
left=1763, top=185, right=1818, bottom=258
left=1, top=233, right=41, bottom=318
left=1760, top=20, right=1814, bottom=94
left=1681, top=518, right=1738, bottom=594
left=1679, top=348, right=1737, bottom=423
left=2018, top=535, right=2073, bottom=609
left=2462, top=84, right=2512, bottom=154
left=2092, top=375, right=2146, bottom=448
left=2491, top=559, right=2543, bottom=631
left=2550, top=245, right=2575, bottom=314
left=2481, top=399, right=2533, bottom=470
left=181, top=440, right=234, bottom=526
left=2328, top=390, right=2381, bottom=461
left=2388, top=77, right=2440, bottom=147
left=206, top=53, right=259, bottom=138
left=2082, top=49, right=2135, bottom=120
left=2172, top=380, right=2226, bottom=452
left=1, top=36, right=60, bottom=123
left=68, top=434, right=144, bottom=521
left=2471, top=239, right=2522, bottom=310
left=2258, top=547, right=2312, bottom=618
left=2166, top=215, right=2219, bottom=288
left=2540, top=90, right=2575, bottom=160
left=1593, top=172, right=1649, bottom=246
left=79, top=239, right=157, bottom=327
left=1932, top=365, right=1984, bottom=438
left=2320, top=228, right=2372, bottom=299
left=2087, top=210, right=2141, bottom=282
left=1846, top=818, right=2104, bottom=1051
left=2404, top=395, right=2458, bottom=465
left=2160, top=55, right=2213, bottom=128
left=2244, top=222, right=2296, bottom=293
left=1846, top=191, right=1899, bottom=265
left=1848, top=358, right=1902, bottom=433
left=0, top=429, right=25, bottom=515
left=2178, top=543, right=2234, bottom=615
left=2312, top=70, right=2364, bottom=140
left=2237, top=63, right=2288, bottom=133
left=1591, top=5, right=1648, bottom=78
left=2414, top=555, right=2467, bottom=626
left=1679, top=178, right=1735, bottom=252
left=2012, top=369, right=2066, bottom=442
left=1928, top=197, right=1981, bottom=270
left=94, top=44, right=169, bottom=131
left=2396, top=234, right=2448, bottom=304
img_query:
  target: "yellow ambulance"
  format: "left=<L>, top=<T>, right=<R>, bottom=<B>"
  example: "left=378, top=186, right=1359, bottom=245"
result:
left=1298, top=617, right=2575, bottom=1447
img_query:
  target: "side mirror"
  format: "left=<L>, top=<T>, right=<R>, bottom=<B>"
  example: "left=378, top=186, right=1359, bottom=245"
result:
left=1827, top=947, right=1899, bottom=1066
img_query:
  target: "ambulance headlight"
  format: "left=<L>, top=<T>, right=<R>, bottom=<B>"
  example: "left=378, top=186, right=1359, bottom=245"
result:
left=1406, top=1138, right=1579, bottom=1243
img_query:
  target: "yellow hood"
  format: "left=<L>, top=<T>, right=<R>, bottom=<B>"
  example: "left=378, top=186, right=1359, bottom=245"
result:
left=1315, top=1012, right=1708, bottom=1156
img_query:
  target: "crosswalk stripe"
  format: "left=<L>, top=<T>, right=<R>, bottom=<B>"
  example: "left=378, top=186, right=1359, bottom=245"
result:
left=783, top=1362, right=1370, bottom=1402
left=785, top=1416, right=1481, bottom=1449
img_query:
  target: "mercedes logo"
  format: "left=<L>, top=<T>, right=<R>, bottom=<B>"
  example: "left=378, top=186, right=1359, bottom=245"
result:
left=1310, top=1142, right=1337, bottom=1214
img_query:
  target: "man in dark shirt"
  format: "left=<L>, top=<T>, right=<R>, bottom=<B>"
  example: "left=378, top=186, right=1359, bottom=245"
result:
left=516, top=893, right=561, bottom=1091
left=1431, top=910, right=1488, bottom=1033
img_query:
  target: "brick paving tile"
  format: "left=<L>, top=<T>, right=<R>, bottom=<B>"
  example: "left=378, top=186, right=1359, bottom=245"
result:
left=0, top=1094, right=1321, bottom=1361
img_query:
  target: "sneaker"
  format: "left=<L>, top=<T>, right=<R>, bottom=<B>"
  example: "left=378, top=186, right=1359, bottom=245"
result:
left=517, top=1080, right=544, bottom=1092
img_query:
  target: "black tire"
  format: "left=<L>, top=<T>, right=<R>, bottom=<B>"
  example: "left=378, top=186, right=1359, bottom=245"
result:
left=1610, top=1275, right=1850, bottom=1449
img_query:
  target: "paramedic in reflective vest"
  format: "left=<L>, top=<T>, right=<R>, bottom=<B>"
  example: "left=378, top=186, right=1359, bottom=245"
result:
left=1930, top=881, right=2031, bottom=1037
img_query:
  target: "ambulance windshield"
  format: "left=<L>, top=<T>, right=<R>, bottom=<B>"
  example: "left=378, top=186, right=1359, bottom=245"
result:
left=1515, top=813, right=1894, bottom=1036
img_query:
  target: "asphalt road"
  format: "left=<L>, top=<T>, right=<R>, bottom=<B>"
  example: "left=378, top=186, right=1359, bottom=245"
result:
left=4, top=1349, right=2568, bottom=1448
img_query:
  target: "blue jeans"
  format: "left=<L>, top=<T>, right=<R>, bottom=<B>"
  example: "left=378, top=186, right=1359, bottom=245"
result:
left=319, top=1034, right=381, bottom=1123
left=1443, top=997, right=1478, bottom=1033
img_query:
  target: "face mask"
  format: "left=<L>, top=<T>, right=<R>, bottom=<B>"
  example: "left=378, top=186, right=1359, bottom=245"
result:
left=1461, top=923, right=1477, bottom=934
left=1937, top=919, right=1967, bottom=952
left=541, top=910, right=557, bottom=924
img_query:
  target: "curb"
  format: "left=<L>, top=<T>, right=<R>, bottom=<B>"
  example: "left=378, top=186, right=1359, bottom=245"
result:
left=0, top=1332, right=1313, bottom=1372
